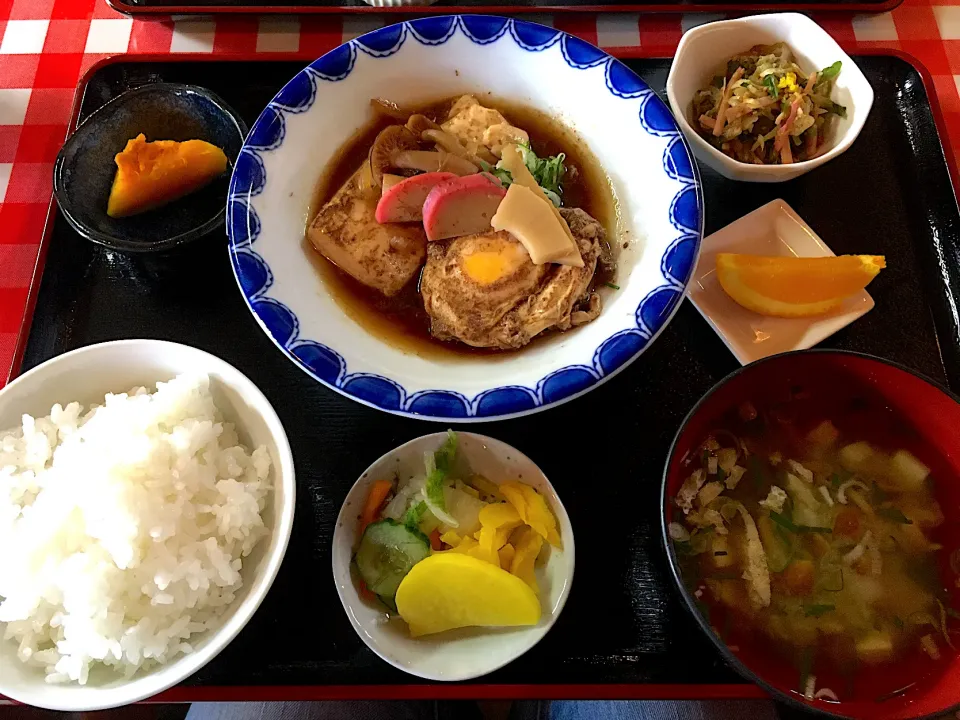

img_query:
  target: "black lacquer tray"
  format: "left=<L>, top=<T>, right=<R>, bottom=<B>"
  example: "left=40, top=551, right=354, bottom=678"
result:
left=13, top=53, right=960, bottom=699
left=109, top=0, right=903, bottom=17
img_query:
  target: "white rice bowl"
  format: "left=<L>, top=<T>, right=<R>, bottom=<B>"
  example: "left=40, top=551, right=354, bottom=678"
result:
left=0, top=374, right=271, bottom=686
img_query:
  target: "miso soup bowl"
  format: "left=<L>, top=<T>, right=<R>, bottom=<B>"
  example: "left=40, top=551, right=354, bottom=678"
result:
left=661, top=350, right=960, bottom=720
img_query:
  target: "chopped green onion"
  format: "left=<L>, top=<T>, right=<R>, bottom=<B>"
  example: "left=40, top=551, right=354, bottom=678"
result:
left=604, top=282, right=620, bottom=290
left=877, top=506, right=913, bottom=524
left=947, top=608, right=960, bottom=621
left=516, top=141, right=566, bottom=202
left=893, top=615, right=905, bottom=629
left=764, top=74, right=779, bottom=98
left=769, top=510, right=798, bottom=533
left=797, top=525, right=833, bottom=535
left=819, top=61, right=842, bottom=82
left=804, top=603, right=835, bottom=618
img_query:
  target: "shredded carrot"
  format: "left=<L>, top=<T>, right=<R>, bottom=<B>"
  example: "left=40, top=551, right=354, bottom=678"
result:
left=359, top=479, right=394, bottom=536
left=429, top=528, right=442, bottom=551
left=713, top=67, right=745, bottom=137
left=359, top=579, right=377, bottom=601
left=780, top=141, right=793, bottom=164
left=774, top=99, right=801, bottom=164
left=804, top=71, right=818, bottom=94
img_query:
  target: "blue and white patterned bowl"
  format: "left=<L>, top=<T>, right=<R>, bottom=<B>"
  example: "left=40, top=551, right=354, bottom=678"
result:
left=227, top=15, right=703, bottom=422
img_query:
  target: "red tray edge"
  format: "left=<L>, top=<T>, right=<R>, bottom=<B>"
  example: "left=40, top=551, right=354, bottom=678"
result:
left=106, top=0, right=905, bottom=15
left=8, top=47, right=956, bottom=701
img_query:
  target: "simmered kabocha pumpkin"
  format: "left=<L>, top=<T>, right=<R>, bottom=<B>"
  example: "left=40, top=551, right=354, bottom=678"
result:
left=106, top=134, right=228, bottom=218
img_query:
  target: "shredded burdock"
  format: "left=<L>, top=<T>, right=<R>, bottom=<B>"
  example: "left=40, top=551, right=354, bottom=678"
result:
left=692, top=43, right=845, bottom=165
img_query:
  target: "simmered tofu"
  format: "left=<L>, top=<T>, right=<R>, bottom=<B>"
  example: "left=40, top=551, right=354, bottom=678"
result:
left=442, top=95, right=529, bottom=157
left=307, top=166, right=427, bottom=297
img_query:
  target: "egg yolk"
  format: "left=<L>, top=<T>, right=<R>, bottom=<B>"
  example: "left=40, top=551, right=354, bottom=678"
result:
left=462, top=243, right=526, bottom=285
left=778, top=72, right=799, bottom=94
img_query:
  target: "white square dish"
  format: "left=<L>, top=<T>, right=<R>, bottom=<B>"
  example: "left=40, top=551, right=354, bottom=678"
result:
left=688, top=198, right=874, bottom=364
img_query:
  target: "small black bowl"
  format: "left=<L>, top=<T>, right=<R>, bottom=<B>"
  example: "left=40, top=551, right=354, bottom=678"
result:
left=53, top=83, right=246, bottom=254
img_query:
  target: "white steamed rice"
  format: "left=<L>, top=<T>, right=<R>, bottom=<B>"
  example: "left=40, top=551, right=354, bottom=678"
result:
left=0, top=374, right=271, bottom=684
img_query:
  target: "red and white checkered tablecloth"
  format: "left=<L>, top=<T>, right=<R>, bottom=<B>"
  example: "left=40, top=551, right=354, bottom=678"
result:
left=0, top=0, right=957, bottom=385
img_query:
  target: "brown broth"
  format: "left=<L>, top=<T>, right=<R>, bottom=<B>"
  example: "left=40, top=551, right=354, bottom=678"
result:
left=304, top=96, right=618, bottom=360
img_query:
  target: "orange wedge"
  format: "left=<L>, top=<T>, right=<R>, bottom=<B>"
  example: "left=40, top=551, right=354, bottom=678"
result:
left=715, top=254, right=886, bottom=318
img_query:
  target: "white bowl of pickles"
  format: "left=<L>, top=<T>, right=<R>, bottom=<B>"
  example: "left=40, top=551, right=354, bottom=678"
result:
left=331, top=431, right=574, bottom=680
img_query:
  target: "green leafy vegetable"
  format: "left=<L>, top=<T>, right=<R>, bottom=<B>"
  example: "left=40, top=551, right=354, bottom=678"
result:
left=402, top=501, right=427, bottom=531
left=770, top=510, right=798, bottom=533
left=878, top=506, right=913, bottom=524
left=478, top=159, right=513, bottom=187
left=819, top=61, right=842, bottom=82
left=435, top=430, right=458, bottom=473
left=516, top=141, right=566, bottom=205
left=804, top=603, right=835, bottom=617
left=424, top=431, right=459, bottom=524
left=764, top=74, right=779, bottom=98
left=825, top=100, right=847, bottom=118
left=770, top=510, right=830, bottom=535
left=486, top=144, right=566, bottom=207
left=797, top=525, right=833, bottom=534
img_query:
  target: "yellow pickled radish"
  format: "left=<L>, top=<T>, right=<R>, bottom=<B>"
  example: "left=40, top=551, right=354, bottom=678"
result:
left=500, top=482, right=562, bottom=548
left=510, top=526, right=544, bottom=593
left=498, top=543, right=516, bottom=569
left=396, top=553, right=541, bottom=636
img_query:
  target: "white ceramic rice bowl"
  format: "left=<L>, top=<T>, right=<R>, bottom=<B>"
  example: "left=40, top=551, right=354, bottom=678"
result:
left=331, top=432, right=574, bottom=681
left=0, top=340, right=295, bottom=711
left=228, top=15, right=703, bottom=422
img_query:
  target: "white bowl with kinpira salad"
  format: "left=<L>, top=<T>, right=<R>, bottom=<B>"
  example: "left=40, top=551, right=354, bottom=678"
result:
left=0, top=340, right=295, bottom=710
left=332, top=431, right=574, bottom=680
left=666, top=13, right=874, bottom=183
